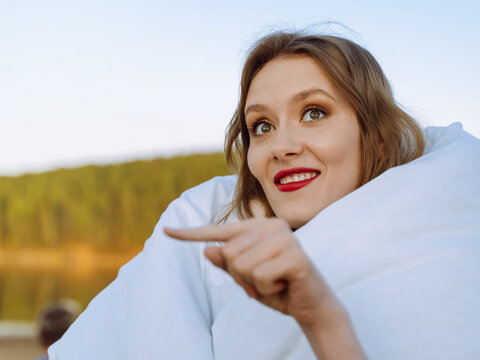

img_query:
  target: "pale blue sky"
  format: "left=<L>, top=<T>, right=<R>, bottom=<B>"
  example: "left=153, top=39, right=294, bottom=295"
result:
left=1, top=0, right=479, bottom=175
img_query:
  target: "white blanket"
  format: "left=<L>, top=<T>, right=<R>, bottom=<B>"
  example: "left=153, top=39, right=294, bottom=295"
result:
left=49, top=123, right=480, bottom=359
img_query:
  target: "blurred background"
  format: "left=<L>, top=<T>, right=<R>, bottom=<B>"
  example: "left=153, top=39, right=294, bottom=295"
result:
left=0, top=0, right=478, bottom=358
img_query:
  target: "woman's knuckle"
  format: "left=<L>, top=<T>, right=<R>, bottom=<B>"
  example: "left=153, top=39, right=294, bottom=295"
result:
left=253, top=278, right=269, bottom=295
left=221, top=244, right=235, bottom=260
left=275, top=217, right=289, bottom=228
left=289, top=246, right=303, bottom=260
left=268, top=217, right=282, bottom=228
left=231, top=258, right=248, bottom=274
left=251, top=267, right=265, bottom=281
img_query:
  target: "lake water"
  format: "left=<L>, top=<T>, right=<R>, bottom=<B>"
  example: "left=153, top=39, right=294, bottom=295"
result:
left=0, top=265, right=118, bottom=322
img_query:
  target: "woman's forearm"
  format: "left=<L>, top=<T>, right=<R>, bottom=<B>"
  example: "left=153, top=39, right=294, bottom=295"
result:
left=299, top=308, right=367, bottom=360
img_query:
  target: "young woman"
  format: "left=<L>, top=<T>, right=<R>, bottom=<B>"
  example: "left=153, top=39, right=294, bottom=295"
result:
left=49, top=32, right=480, bottom=359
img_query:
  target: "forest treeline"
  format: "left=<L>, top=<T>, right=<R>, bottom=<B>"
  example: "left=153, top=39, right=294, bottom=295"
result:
left=0, top=153, right=231, bottom=250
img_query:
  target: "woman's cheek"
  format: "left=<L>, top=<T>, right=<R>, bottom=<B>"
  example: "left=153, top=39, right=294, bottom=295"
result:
left=247, top=147, right=262, bottom=180
left=312, top=132, right=355, bottom=163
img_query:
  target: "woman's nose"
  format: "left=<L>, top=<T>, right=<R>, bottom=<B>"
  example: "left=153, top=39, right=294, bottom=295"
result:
left=270, top=126, right=303, bottom=161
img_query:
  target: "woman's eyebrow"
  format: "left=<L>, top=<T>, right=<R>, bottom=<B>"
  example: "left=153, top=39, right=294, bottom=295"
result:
left=244, top=103, right=271, bottom=117
left=245, top=88, right=335, bottom=116
left=294, top=88, right=336, bottom=102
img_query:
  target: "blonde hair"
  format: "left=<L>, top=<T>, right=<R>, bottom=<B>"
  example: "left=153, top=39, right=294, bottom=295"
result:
left=224, top=31, right=425, bottom=220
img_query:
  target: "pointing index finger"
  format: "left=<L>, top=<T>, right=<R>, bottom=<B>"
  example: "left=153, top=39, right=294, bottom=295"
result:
left=164, top=221, right=251, bottom=242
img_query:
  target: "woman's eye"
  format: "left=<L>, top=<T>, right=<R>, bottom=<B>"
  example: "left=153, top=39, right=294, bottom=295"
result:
left=302, top=108, right=325, bottom=122
left=254, top=122, right=274, bottom=135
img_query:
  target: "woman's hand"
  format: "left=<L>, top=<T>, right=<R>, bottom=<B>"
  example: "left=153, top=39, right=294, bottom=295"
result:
left=165, top=217, right=367, bottom=359
left=164, top=217, right=342, bottom=329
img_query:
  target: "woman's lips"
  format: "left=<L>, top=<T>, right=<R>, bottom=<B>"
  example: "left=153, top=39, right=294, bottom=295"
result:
left=274, top=167, right=321, bottom=192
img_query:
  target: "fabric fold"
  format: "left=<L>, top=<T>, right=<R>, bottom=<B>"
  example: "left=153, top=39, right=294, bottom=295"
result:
left=49, top=176, right=237, bottom=360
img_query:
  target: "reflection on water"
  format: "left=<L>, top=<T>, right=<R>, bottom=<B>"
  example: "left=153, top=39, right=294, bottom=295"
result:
left=0, top=249, right=140, bottom=323
left=0, top=266, right=116, bottom=322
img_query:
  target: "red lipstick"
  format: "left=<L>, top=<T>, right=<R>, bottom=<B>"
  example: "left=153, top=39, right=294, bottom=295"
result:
left=274, top=167, right=320, bottom=192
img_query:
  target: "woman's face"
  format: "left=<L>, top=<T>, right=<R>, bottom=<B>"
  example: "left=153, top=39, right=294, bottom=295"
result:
left=246, top=55, right=362, bottom=229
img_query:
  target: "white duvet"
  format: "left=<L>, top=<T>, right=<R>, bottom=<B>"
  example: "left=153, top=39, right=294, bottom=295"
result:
left=49, top=123, right=480, bottom=359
